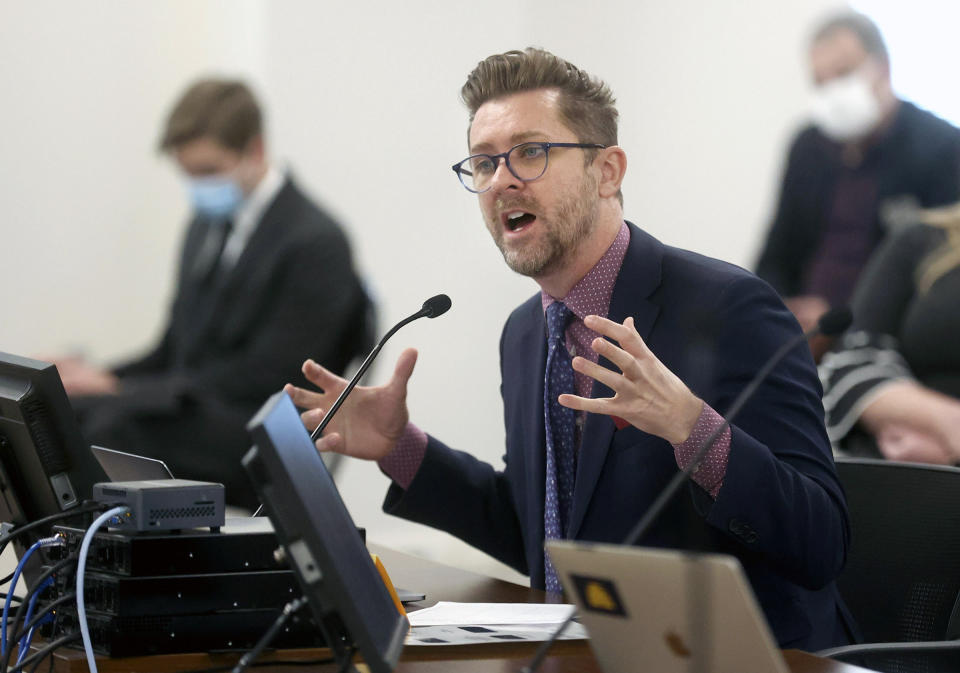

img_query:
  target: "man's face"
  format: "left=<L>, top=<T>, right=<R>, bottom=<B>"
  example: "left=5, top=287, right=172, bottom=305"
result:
left=810, top=28, right=882, bottom=88
left=468, top=88, right=600, bottom=279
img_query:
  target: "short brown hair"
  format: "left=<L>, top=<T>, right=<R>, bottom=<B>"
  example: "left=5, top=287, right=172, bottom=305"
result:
left=461, top=47, right=619, bottom=149
left=158, top=78, right=262, bottom=152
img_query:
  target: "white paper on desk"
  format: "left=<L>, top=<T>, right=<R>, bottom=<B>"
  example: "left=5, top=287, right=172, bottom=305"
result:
left=406, top=601, right=576, bottom=627
left=407, top=621, right=588, bottom=646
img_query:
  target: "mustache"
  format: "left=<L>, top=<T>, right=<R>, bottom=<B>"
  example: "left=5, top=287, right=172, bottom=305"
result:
left=495, top=196, right=540, bottom=212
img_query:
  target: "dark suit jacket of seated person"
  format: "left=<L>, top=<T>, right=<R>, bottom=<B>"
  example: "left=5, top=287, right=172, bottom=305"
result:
left=294, top=50, right=857, bottom=651
left=756, top=102, right=960, bottom=307
left=73, top=80, right=372, bottom=510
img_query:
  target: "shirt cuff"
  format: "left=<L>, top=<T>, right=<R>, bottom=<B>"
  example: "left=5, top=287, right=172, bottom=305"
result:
left=671, top=403, right=730, bottom=499
left=377, top=422, right=428, bottom=489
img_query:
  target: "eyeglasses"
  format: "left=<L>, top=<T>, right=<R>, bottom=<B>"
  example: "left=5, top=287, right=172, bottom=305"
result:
left=451, top=141, right=606, bottom=193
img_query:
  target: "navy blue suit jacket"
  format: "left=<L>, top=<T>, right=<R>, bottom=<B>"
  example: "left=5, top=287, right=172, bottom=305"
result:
left=385, top=223, right=856, bottom=650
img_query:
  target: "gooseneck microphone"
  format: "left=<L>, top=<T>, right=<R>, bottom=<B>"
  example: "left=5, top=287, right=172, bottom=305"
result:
left=522, top=306, right=852, bottom=673
left=309, top=294, right=452, bottom=442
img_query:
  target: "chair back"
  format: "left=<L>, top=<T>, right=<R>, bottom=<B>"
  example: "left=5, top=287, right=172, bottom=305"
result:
left=835, top=457, right=960, bottom=645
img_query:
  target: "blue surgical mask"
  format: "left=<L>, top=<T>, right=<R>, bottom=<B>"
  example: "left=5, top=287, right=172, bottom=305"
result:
left=186, top=175, right=244, bottom=218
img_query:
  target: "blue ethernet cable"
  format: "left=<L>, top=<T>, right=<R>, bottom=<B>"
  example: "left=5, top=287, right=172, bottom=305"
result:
left=1, top=537, right=62, bottom=658
left=15, top=577, right=53, bottom=666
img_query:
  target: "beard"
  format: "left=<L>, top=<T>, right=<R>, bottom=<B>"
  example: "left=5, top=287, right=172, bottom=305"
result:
left=489, top=172, right=599, bottom=278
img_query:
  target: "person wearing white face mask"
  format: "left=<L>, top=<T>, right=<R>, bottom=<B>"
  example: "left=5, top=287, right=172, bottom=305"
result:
left=755, top=11, right=960, bottom=357
left=808, top=65, right=885, bottom=144
left=49, top=78, right=374, bottom=509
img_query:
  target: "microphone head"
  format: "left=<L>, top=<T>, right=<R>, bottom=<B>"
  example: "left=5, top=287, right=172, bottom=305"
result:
left=422, top=294, right=452, bottom=318
left=817, top=307, right=853, bottom=336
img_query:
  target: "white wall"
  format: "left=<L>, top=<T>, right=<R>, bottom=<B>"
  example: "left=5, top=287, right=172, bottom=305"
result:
left=853, top=0, right=960, bottom=127
left=0, top=0, right=841, bottom=582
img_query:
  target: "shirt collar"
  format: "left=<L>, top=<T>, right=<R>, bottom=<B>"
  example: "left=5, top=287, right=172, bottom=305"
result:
left=221, top=165, right=285, bottom=267
left=234, top=164, right=284, bottom=238
left=541, top=220, right=631, bottom=321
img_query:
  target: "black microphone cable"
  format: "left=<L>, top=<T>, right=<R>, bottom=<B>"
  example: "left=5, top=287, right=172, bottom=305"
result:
left=6, top=631, right=80, bottom=673
left=522, top=306, right=853, bottom=673
left=11, top=592, right=74, bottom=646
left=0, top=502, right=109, bottom=562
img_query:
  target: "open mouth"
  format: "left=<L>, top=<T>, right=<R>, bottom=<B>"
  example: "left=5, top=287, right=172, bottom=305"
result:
left=504, top=210, right=536, bottom=233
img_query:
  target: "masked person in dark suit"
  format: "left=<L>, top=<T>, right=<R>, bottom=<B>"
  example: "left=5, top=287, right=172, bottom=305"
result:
left=56, top=79, right=373, bottom=509
left=755, top=12, right=960, bottom=340
left=286, top=49, right=856, bottom=650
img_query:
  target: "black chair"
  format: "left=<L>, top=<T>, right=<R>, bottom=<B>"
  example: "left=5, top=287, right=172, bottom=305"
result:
left=820, top=458, right=960, bottom=672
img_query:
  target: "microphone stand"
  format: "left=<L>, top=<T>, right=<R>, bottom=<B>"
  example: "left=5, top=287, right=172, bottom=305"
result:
left=251, top=295, right=451, bottom=519
left=310, top=294, right=451, bottom=442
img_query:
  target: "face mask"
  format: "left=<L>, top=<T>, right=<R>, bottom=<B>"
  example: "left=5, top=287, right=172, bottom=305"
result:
left=809, top=71, right=882, bottom=142
left=186, top=175, right=244, bottom=218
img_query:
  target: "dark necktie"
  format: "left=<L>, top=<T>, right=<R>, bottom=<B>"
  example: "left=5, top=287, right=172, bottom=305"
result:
left=176, top=218, right=234, bottom=367
left=192, top=218, right=234, bottom=287
left=543, top=301, right=577, bottom=593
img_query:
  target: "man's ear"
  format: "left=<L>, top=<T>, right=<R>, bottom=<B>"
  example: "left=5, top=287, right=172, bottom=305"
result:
left=245, top=134, right=266, bottom=162
left=596, top=146, right=627, bottom=199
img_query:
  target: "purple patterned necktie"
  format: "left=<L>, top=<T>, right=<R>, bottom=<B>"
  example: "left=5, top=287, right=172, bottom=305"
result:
left=543, top=301, right=577, bottom=593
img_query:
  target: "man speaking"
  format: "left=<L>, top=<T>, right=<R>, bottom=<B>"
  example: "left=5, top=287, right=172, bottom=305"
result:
left=287, top=48, right=856, bottom=650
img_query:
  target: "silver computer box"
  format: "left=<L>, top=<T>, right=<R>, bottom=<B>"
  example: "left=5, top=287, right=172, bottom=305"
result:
left=93, top=479, right=225, bottom=532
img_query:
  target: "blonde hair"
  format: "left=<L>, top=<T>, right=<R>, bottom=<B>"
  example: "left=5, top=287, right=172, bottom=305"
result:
left=917, top=202, right=960, bottom=293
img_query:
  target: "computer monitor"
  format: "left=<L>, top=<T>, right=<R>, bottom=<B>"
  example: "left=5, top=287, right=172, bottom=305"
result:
left=0, top=352, right=107, bottom=528
left=243, top=392, right=408, bottom=673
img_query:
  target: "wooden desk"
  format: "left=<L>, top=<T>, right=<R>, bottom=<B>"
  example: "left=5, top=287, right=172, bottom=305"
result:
left=40, top=545, right=872, bottom=673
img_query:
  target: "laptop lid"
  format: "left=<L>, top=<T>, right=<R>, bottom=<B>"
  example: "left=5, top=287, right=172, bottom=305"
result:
left=91, top=445, right=175, bottom=482
left=546, top=540, right=789, bottom=673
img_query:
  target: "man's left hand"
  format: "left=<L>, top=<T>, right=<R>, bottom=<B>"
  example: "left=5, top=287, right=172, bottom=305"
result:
left=558, top=315, right=703, bottom=445
left=51, top=356, right=120, bottom=396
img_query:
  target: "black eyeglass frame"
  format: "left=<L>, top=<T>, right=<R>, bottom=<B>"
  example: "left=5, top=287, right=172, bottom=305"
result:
left=451, top=141, right=606, bottom=193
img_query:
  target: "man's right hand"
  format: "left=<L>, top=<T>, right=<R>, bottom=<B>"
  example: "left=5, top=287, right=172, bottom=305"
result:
left=784, top=294, right=829, bottom=333
left=283, top=348, right=418, bottom=461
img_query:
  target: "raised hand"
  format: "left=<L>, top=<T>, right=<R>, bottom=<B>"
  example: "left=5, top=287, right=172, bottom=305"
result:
left=284, top=348, right=418, bottom=461
left=557, top=315, right=703, bottom=444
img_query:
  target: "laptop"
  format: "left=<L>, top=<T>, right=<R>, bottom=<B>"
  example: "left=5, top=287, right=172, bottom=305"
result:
left=91, top=445, right=175, bottom=482
left=546, top=540, right=789, bottom=673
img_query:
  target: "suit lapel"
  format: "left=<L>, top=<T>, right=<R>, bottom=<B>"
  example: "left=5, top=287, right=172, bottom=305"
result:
left=219, top=179, right=294, bottom=298
left=178, top=179, right=295, bottom=364
left=567, top=224, right=663, bottom=538
left=173, top=217, right=225, bottom=363
left=516, top=301, right=549, bottom=552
